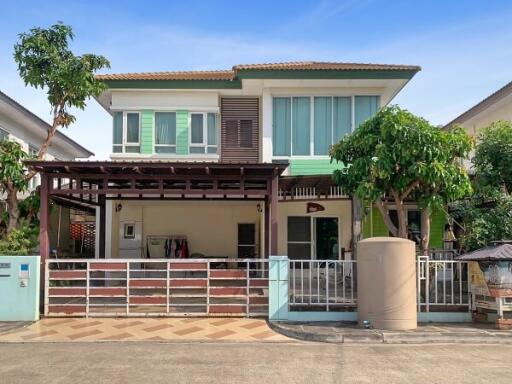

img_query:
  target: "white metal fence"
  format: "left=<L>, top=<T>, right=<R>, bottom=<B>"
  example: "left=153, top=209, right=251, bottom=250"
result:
left=417, top=256, right=471, bottom=312
left=288, top=260, right=357, bottom=312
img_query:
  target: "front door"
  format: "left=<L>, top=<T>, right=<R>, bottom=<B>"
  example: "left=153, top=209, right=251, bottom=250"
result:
left=314, top=217, right=339, bottom=260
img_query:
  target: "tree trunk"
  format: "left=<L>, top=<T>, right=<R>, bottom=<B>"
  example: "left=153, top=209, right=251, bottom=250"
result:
left=420, top=208, right=431, bottom=256
left=352, top=198, right=363, bottom=259
left=375, top=199, right=398, bottom=237
left=6, top=187, right=20, bottom=232
left=394, top=198, right=408, bottom=239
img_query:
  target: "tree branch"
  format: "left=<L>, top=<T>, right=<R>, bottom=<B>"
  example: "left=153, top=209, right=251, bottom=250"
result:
left=375, top=199, right=398, bottom=237
left=402, top=180, right=420, bottom=200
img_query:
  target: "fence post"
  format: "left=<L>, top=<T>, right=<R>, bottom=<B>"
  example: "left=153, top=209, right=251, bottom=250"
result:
left=268, top=256, right=289, bottom=321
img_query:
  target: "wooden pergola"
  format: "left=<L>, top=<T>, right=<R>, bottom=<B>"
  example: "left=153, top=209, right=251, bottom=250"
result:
left=26, top=161, right=288, bottom=265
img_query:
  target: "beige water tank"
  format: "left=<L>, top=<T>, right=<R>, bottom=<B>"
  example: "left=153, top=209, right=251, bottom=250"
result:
left=357, top=237, right=417, bottom=330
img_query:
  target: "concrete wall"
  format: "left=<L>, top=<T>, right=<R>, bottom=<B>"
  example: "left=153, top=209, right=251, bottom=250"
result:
left=277, top=200, right=352, bottom=257
left=108, top=200, right=261, bottom=259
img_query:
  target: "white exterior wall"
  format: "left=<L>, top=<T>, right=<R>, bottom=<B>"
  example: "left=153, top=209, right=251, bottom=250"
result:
left=111, top=90, right=220, bottom=111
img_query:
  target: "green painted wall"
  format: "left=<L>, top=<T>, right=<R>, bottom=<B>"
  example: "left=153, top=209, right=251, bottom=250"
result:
left=289, top=159, right=344, bottom=176
left=430, top=209, right=445, bottom=249
left=176, top=110, right=189, bottom=155
left=140, top=110, right=154, bottom=154
left=362, top=206, right=445, bottom=249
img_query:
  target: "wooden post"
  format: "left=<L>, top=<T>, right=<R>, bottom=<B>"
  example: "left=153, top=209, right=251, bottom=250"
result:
left=39, top=173, right=50, bottom=291
left=264, top=197, right=270, bottom=258
left=98, top=194, right=106, bottom=258
left=270, top=175, right=278, bottom=256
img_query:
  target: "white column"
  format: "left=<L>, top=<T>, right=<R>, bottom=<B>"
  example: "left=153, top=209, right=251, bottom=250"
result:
left=262, top=89, right=273, bottom=163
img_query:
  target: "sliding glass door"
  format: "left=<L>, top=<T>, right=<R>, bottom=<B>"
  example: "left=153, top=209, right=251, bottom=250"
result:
left=287, top=216, right=340, bottom=260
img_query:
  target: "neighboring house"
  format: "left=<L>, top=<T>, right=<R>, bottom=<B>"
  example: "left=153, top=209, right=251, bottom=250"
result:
left=445, top=80, right=512, bottom=136
left=0, top=90, right=94, bottom=252
left=33, top=61, right=426, bottom=265
left=0, top=90, right=94, bottom=191
left=445, top=81, right=512, bottom=173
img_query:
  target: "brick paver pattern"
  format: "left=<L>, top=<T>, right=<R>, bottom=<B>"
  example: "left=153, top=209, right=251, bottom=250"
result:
left=0, top=318, right=290, bottom=343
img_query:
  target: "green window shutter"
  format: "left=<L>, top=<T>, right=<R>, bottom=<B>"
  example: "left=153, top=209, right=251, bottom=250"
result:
left=292, top=97, right=310, bottom=155
left=113, top=112, right=123, bottom=153
left=429, top=209, right=446, bottom=249
left=333, top=97, right=352, bottom=142
left=354, top=96, right=380, bottom=129
left=176, top=110, right=189, bottom=155
left=314, top=97, right=332, bottom=155
left=272, top=98, right=291, bottom=156
left=140, top=110, right=154, bottom=154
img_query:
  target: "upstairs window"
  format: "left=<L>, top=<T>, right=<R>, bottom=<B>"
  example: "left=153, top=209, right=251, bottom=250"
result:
left=112, top=111, right=140, bottom=154
left=0, top=127, right=9, bottom=141
left=189, top=112, right=217, bottom=154
left=273, top=95, right=379, bottom=157
left=28, top=145, right=40, bottom=190
left=155, top=112, right=176, bottom=154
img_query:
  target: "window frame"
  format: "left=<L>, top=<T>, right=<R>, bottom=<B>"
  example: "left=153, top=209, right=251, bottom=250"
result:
left=154, top=111, right=177, bottom=154
left=188, top=112, right=218, bottom=154
left=287, top=215, right=342, bottom=260
left=272, top=95, right=380, bottom=159
left=0, top=127, right=9, bottom=141
left=237, top=222, right=257, bottom=259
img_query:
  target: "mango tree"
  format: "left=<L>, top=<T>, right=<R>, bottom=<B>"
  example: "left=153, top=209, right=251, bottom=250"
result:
left=330, top=106, right=473, bottom=254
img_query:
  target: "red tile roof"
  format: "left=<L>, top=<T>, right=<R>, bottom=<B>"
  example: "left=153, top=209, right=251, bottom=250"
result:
left=96, top=61, right=420, bottom=81
left=233, top=61, right=421, bottom=71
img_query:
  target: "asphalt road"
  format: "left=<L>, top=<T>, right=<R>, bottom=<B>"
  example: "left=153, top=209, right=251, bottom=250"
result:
left=1, top=342, right=511, bottom=384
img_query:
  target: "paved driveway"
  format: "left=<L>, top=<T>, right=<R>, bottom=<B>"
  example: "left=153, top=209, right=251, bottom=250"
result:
left=0, top=317, right=289, bottom=342
left=1, top=342, right=511, bottom=384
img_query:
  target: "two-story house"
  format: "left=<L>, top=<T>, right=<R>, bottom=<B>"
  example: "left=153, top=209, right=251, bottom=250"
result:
left=31, top=61, right=423, bottom=264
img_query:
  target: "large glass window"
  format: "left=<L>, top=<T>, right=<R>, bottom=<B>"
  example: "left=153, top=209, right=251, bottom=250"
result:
left=189, top=112, right=217, bottom=154
left=155, top=112, right=176, bottom=154
left=273, top=96, right=362, bottom=156
left=112, top=112, right=140, bottom=153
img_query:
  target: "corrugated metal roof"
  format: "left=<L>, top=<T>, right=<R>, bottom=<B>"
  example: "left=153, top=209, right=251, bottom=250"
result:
left=457, top=244, right=512, bottom=261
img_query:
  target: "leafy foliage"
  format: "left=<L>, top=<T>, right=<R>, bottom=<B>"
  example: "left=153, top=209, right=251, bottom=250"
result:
left=330, top=105, right=473, bottom=251
left=451, top=120, right=512, bottom=251
left=472, top=120, right=512, bottom=194
left=14, top=23, right=110, bottom=130
left=0, top=140, right=29, bottom=193
left=0, top=226, right=38, bottom=256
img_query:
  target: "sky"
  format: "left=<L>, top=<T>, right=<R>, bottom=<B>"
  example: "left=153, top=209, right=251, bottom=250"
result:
left=1, top=0, right=512, bottom=159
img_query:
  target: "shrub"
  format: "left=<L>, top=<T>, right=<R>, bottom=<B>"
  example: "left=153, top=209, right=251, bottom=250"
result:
left=0, top=226, right=38, bottom=255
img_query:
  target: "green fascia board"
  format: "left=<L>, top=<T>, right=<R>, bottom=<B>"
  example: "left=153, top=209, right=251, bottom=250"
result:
left=236, top=69, right=419, bottom=80
left=104, top=79, right=242, bottom=89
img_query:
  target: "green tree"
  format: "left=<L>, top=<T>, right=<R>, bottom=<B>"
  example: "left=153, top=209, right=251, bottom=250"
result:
left=452, top=121, right=512, bottom=250
left=330, top=106, right=473, bottom=254
left=0, top=141, right=30, bottom=233
left=3, top=23, right=110, bottom=232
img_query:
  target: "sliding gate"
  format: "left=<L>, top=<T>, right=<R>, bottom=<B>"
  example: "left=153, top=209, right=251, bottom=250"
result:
left=45, top=258, right=269, bottom=317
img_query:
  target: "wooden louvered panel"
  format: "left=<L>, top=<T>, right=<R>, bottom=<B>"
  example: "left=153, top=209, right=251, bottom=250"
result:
left=221, top=98, right=259, bottom=162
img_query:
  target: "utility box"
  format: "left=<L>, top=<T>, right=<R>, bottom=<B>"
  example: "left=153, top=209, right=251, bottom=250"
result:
left=0, top=256, right=40, bottom=321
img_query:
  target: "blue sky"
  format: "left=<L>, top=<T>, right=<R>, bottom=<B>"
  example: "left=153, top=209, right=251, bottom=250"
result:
left=1, top=0, right=512, bottom=159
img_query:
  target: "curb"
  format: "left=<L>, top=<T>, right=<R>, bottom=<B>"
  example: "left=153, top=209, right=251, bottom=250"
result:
left=268, top=322, right=512, bottom=344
